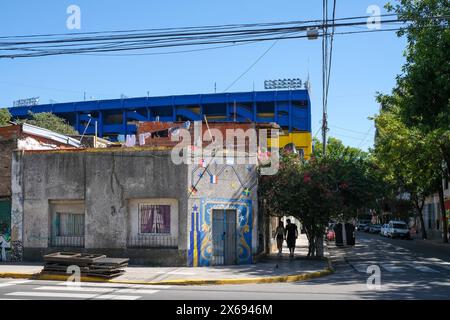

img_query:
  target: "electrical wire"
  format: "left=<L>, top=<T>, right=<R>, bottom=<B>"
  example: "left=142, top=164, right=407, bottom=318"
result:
left=0, top=14, right=447, bottom=59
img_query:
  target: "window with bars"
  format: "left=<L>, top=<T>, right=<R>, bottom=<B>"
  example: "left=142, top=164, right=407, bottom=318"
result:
left=50, top=212, right=85, bottom=247
left=55, top=212, right=84, bottom=236
left=138, top=204, right=170, bottom=234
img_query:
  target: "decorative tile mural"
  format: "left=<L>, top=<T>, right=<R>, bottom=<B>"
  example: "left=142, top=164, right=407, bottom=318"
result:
left=188, top=198, right=252, bottom=267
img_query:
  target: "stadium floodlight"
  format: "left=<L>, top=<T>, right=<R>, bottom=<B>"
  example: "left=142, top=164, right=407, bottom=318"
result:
left=13, top=97, right=40, bottom=107
left=264, top=78, right=302, bottom=90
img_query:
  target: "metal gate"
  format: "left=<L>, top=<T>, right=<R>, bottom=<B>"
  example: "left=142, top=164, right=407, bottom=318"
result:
left=212, top=209, right=237, bottom=265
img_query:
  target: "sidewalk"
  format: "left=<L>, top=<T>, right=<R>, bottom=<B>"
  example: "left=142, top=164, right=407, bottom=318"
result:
left=412, top=237, right=450, bottom=248
left=0, top=235, right=332, bottom=285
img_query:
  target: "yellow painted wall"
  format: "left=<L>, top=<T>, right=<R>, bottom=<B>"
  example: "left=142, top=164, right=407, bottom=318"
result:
left=268, top=132, right=312, bottom=159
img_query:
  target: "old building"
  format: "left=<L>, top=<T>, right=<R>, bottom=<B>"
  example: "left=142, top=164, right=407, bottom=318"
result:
left=0, top=123, right=80, bottom=261
left=11, top=146, right=259, bottom=266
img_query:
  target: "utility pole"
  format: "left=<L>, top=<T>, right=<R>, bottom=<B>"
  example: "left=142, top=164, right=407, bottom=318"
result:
left=322, top=0, right=328, bottom=156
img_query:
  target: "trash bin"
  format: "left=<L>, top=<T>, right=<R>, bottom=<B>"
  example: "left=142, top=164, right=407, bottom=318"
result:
left=333, top=223, right=344, bottom=246
left=345, top=223, right=355, bottom=245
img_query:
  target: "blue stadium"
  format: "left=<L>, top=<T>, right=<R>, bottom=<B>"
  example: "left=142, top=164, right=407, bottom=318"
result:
left=8, top=89, right=312, bottom=154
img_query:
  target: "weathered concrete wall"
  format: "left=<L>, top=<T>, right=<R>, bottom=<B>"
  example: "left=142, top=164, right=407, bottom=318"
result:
left=10, top=151, right=24, bottom=261
left=15, top=148, right=262, bottom=266
left=16, top=150, right=189, bottom=264
left=0, top=139, right=15, bottom=197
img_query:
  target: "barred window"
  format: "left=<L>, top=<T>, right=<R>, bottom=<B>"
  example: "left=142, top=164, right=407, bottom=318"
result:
left=139, top=205, right=170, bottom=234
left=55, top=212, right=84, bottom=237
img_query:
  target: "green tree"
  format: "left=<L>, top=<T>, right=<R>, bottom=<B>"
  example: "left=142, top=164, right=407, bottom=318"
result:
left=23, top=112, right=78, bottom=135
left=0, top=108, right=11, bottom=126
left=378, top=0, right=450, bottom=241
left=260, top=138, right=380, bottom=256
left=373, top=103, right=442, bottom=239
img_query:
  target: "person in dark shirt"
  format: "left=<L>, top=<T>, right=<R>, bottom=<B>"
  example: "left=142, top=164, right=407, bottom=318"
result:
left=285, top=219, right=298, bottom=258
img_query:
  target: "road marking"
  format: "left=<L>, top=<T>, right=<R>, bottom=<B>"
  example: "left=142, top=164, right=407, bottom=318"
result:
left=56, top=282, right=170, bottom=289
left=35, top=285, right=159, bottom=295
left=6, top=291, right=98, bottom=299
left=131, top=285, right=171, bottom=289
left=381, top=264, right=405, bottom=272
left=93, top=294, right=140, bottom=300
left=412, top=265, right=439, bottom=273
left=116, top=288, right=159, bottom=294
left=8, top=280, right=32, bottom=285
left=166, top=271, right=195, bottom=275
left=351, top=264, right=370, bottom=273
left=35, top=286, right=113, bottom=293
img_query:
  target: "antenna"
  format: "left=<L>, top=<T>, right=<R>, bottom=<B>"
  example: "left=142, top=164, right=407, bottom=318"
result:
left=79, top=114, right=92, bottom=144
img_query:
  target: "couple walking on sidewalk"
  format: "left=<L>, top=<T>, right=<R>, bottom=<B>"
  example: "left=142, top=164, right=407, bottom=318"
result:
left=274, top=219, right=299, bottom=258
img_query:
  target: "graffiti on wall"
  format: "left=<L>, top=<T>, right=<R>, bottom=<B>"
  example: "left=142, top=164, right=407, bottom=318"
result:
left=10, top=206, right=23, bottom=262
left=0, top=200, right=11, bottom=261
left=188, top=198, right=252, bottom=266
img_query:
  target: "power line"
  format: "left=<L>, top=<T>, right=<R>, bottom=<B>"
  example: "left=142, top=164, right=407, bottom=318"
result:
left=0, top=14, right=447, bottom=59
left=0, top=14, right=399, bottom=40
left=328, top=124, right=369, bottom=135
left=222, top=40, right=279, bottom=92
left=357, top=126, right=374, bottom=149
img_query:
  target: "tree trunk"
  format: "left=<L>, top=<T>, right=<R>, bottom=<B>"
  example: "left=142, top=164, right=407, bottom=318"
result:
left=416, top=203, right=427, bottom=240
left=438, top=182, right=449, bottom=243
left=316, top=234, right=324, bottom=257
left=414, top=196, right=427, bottom=239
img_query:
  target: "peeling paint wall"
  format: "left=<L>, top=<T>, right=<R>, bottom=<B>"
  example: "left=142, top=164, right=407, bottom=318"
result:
left=10, top=151, right=24, bottom=261
left=14, top=150, right=189, bottom=264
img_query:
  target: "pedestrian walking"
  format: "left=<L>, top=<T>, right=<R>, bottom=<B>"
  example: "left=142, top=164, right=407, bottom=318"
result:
left=273, top=221, right=285, bottom=256
left=285, top=219, right=298, bottom=258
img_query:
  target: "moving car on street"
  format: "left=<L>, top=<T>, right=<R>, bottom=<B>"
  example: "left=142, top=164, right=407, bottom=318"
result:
left=386, top=220, right=411, bottom=239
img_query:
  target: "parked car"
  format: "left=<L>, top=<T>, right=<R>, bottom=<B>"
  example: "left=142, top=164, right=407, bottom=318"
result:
left=369, top=224, right=382, bottom=234
left=386, top=220, right=411, bottom=239
left=356, top=220, right=371, bottom=231
left=380, top=224, right=389, bottom=236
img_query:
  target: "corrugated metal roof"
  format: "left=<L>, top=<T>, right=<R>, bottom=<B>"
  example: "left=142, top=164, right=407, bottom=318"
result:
left=21, top=123, right=81, bottom=148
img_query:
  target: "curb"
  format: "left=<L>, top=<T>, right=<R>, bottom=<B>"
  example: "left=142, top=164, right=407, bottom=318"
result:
left=0, top=258, right=334, bottom=286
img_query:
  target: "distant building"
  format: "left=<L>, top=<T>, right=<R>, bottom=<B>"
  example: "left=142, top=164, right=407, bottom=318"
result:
left=421, top=177, right=450, bottom=240
left=8, top=90, right=312, bottom=158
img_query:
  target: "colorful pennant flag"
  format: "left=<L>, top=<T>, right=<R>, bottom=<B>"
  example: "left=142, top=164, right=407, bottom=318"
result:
left=242, top=188, right=251, bottom=197
left=188, top=186, right=198, bottom=195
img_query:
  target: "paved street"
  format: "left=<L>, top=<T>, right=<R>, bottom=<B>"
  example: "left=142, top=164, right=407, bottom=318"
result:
left=0, top=232, right=449, bottom=300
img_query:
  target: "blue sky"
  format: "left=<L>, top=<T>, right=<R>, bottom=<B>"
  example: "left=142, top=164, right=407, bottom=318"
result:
left=0, top=0, right=406, bottom=150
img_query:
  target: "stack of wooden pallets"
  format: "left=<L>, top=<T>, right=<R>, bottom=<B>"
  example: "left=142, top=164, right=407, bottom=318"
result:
left=42, top=252, right=129, bottom=278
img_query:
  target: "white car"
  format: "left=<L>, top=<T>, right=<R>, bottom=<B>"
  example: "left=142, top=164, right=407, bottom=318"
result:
left=380, top=224, right=389, bottom=236
left=386, top=221, right=411, bottom=239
